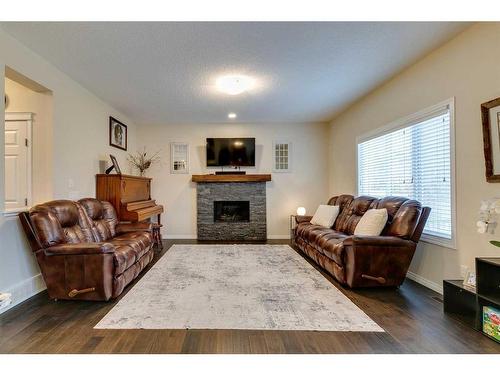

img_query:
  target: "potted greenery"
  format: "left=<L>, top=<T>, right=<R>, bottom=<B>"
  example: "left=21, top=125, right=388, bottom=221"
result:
left=127, top=147, right=161, bottom=176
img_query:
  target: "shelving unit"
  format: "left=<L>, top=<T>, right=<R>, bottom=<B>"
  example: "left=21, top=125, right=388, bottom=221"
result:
left=443, top=257, right=500, bottom=343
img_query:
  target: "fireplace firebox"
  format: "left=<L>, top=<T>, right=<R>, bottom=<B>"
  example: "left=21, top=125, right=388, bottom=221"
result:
left=214, top=201, right=250, bottom=222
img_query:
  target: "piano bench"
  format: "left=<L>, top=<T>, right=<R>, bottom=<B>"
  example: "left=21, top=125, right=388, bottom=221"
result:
left=152, top=223, right=163, bottom=250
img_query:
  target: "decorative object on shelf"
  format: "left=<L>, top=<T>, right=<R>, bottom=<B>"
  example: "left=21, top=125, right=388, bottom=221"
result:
left=463, top=270, right=476, bottom=288
left=481, top=97, right=500, bottom=182
left=105, top=154, right=121, bottom=174
left=127, top=147, right=161, bottom=176
left=273, top=141, right=292, bottom=172
left=170, top=142, right=189, bottom=174
left=476, top=198, right=500, bottom=234
left=296, top=207, right=306, bottom=216
left=483, top=306, right=500, bottom=342
left=109, top=116, right=128, bottom=151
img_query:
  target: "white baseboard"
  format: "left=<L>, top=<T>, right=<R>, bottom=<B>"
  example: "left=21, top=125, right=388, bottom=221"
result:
left=162, top=234, right=291, bottom=240
left=406, top=271, right=443, bottom=295
left=0, top=273, right=46, bottom=315
left=163, top=234, right=197, bottom=239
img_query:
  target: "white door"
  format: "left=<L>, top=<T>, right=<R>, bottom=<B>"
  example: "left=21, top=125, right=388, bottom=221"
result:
left=4, top=117, right=30, bottom=211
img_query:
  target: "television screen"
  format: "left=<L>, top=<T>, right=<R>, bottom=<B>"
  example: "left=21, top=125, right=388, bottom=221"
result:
left=206, top=138, right=255, bottom=167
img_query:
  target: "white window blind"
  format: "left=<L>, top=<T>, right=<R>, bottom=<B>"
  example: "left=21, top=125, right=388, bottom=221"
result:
left=358, top=106, right=452, bottom=240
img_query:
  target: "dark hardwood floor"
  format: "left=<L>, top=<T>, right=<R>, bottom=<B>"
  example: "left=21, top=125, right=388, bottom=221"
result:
left=1, top=239, right=499, bottom=354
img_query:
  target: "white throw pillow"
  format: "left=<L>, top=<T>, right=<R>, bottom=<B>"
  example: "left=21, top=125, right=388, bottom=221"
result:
left=310, top=205, right=340, bottom=228
left=354, top=208, right=388, bottom=236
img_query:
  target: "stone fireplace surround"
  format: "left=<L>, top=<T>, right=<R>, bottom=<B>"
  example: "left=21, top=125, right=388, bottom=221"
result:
left=193, top=174, right=271, bottom=241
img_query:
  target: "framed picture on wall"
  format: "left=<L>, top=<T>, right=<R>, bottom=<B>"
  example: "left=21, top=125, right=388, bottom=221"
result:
left=170, top=142, right=189, bottom=174
left=109, top=116, right=128, bottom=151
left=481, top=97, right=500, bottom=182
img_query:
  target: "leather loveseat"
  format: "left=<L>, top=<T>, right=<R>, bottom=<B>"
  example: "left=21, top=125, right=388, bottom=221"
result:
left=294, top=195, right=431, bottom=288
left=19, top=198, right=154, bottom=301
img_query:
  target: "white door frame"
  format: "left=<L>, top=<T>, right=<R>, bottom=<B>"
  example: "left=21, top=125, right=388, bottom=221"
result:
left=4, top=112, right=33, bottom=215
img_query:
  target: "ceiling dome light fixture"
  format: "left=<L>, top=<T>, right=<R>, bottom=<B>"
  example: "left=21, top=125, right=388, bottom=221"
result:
left=216, top=74, right=255, bottom=95
left=228, top=112, right=237, bottom=119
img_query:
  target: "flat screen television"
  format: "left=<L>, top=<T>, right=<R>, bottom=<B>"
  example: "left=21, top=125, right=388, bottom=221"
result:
left=206, top=138, right=255, bottom=167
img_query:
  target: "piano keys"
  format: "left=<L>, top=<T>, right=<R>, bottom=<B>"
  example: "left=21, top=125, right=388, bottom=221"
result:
left=95, top=174, right=164, bottom=224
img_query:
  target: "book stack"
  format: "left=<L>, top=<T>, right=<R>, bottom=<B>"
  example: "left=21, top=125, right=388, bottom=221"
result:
left=483, top=306, right=500, bottom=342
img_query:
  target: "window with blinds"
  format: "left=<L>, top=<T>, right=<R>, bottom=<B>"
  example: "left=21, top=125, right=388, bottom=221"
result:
left=357, top=102, right=454, bottom=242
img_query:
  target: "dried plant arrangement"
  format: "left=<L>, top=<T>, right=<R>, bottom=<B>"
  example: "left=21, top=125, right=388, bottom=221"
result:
left=127, top=147, right=161, bottom=176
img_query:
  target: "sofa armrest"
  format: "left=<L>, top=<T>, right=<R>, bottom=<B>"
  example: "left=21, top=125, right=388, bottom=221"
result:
left=45, top=242, right=115, bottom=256
left=116, top=222, right=153, bottom=234
left=296, top=215, right=313, bottom=224
left=342, top=236, right=416, bottom=287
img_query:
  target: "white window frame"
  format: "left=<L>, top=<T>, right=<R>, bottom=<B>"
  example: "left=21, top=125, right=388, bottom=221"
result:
left=356, top=98, right=456, bottom=249
left=272, top=140, right=292, bottom=173
left=170, top=142, right=190, bottom=174
left=3, top=112, right=33, bottom=217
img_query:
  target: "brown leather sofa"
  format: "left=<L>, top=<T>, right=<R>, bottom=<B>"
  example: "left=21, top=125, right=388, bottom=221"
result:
left=294, top=195, right=431, bottom=288
left=19, top=198, right=154, bottom=301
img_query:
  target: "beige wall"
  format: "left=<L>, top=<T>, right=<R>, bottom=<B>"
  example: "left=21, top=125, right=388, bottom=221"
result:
left=137, top=122, right=329, bottom=238
left=328, top=23, right=500, bottom=290
left=0, top=27, right=137, bottom=312
left=5, top=77, right=53, bottom=204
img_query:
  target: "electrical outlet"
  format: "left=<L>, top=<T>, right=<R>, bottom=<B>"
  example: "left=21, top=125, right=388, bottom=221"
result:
left=460, top=265, right=468, bottom=278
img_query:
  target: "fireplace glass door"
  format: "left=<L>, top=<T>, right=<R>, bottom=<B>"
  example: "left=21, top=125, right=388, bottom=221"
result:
left=214, top=201, right=250, bottom=222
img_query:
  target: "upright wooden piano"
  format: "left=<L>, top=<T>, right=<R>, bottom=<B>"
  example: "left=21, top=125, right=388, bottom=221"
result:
left=96, top=174, right=164, bottom=224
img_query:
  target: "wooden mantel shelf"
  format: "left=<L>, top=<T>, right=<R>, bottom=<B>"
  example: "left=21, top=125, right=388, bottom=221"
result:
left=191, top=174, right=272, bottom=183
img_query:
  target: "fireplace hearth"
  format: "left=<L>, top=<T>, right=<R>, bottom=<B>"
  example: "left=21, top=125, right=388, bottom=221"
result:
left=214, top=201, right=250, bottom=222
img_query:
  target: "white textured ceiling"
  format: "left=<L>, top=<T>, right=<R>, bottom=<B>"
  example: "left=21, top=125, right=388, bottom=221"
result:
left=1, top=22, right=469, bottom=125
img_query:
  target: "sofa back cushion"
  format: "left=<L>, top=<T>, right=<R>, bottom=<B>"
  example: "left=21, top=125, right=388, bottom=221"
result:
left=333, top=196, right=378, bottom=234
left=79, top=198, right=118, bottom=241
left=29, top=200, right=94, bottom=247
left=378, top=198, right=422, bottom=239
left=328, top=194, right=353, bottom=229
left=327, top=194, right=424, bottom=239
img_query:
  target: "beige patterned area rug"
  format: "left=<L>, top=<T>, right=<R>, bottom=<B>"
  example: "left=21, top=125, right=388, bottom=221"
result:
left=95, top=244, right=383, bottom=331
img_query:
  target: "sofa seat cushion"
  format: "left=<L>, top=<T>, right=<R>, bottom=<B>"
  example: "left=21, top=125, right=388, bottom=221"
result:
left=303, top=226, right=345, bottom=246
left=112, top=244, right=137, bottom=275
left=295, top=222, right=322, bottom=237
left=111, top=232, right=152, bottom=260
left=295, top=222, right=348, bottom=265
left=316, top=236, right=347, bottom=265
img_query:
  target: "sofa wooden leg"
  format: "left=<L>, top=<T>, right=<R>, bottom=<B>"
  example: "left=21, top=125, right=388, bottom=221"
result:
left=361, top=274, right=386, bottom=284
